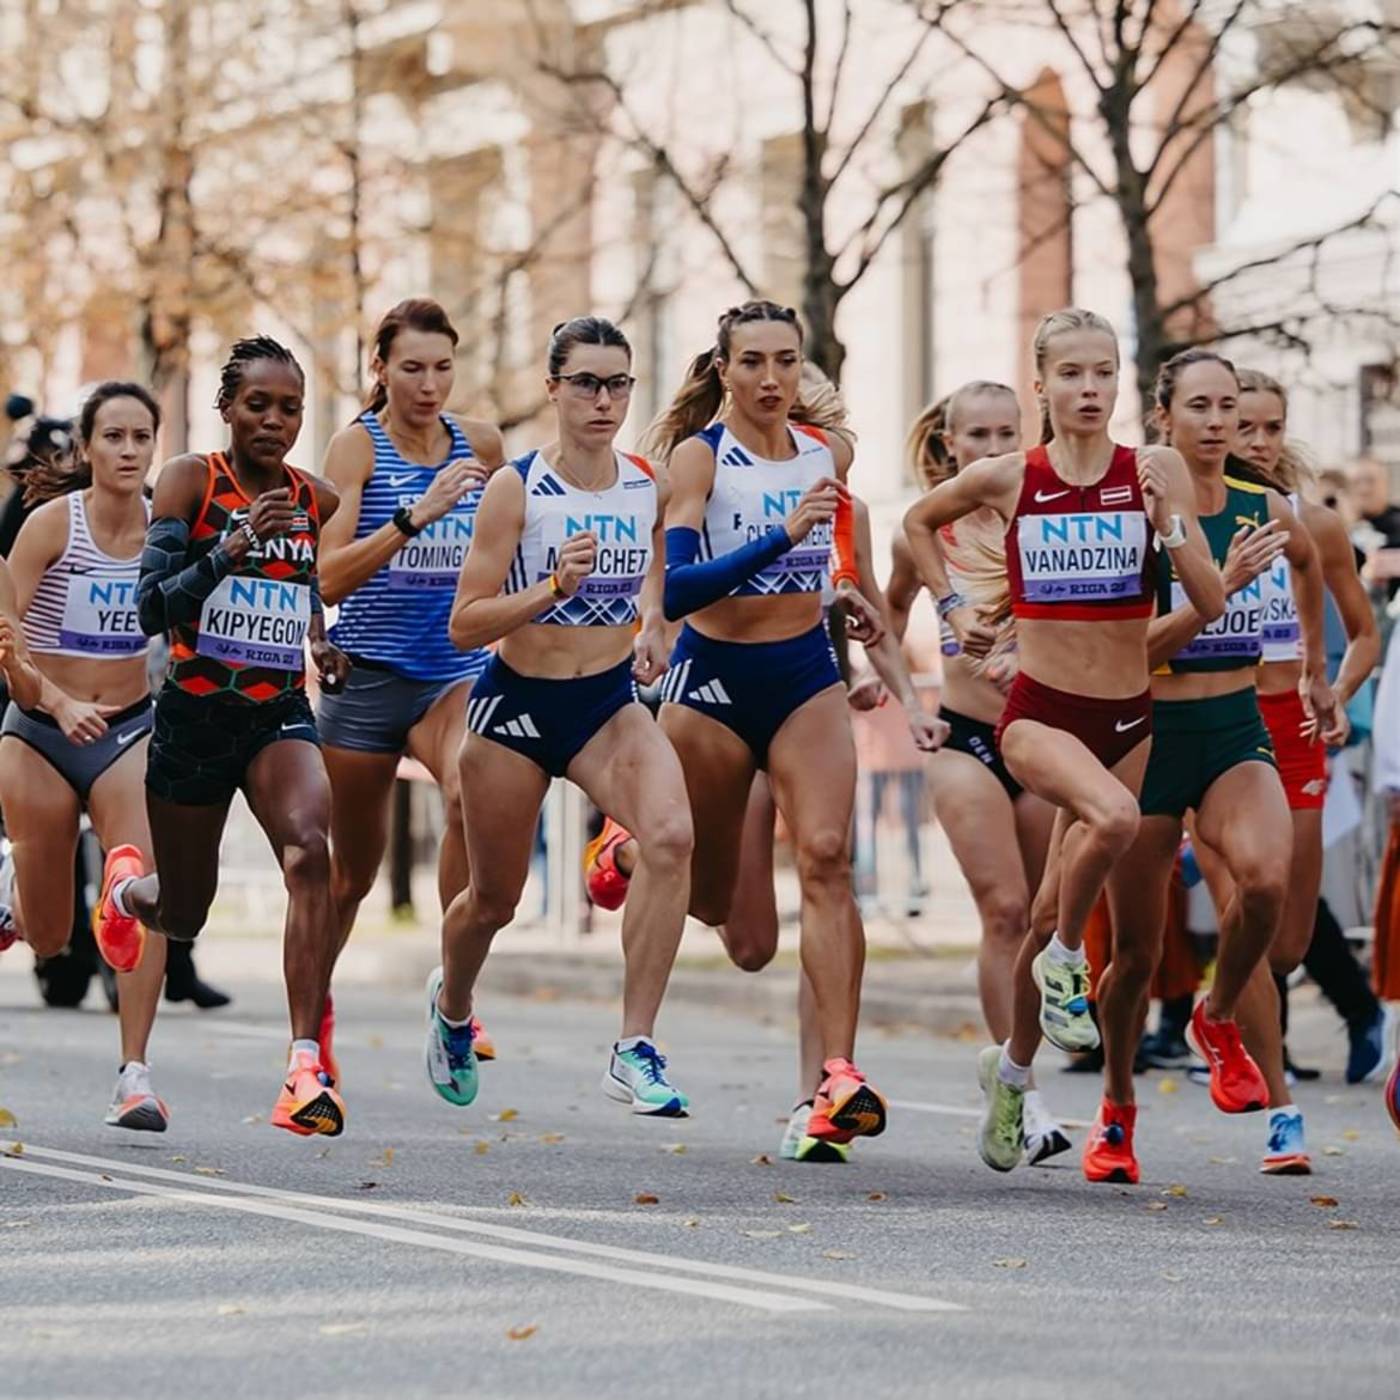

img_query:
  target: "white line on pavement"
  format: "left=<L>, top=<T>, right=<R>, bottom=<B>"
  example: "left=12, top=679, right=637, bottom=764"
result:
left=15, top=1144, right=965, bottom=1314
left=890, top=1098, right=1089, bottom=1130
left=0, top=1155, right=820, bottom=1315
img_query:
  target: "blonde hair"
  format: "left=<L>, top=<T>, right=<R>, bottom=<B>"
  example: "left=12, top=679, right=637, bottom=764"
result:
left=1032, top=308, right=1118, bottom=443
left=905, top=381, right=1018, bottom=489
left=1236, top=367, right=1316, bottom=496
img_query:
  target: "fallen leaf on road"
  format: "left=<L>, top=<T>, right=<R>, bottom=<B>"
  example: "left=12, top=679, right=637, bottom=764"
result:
left=0, top=1108, right=16, bottom=1128
left=473, top=1141, right=490, bottom=1156
left=316, top=1147, right=332, bottom=1160
left=367, top=1034, right=384, bottom=1050
left=170, top=1156, right=187, bottom=1164
left=1158, top=1077, right=1180, bottom=1095
left=216, top=1304, right=245, bottom=1317
left=751, top=1154, right=773, bottom=1166
left=773, top=1191, right=796, bottom=1204
left=866, top=1192, right=887, bottom=1202
left=193, top=1166, right=226, bottom=1178
left=5, top=1143, right=23, bottom=1157
left=662, top=1143, right=687, bottom=1155
left=1323, top=1146, right=1345, bottom=1157
left=1327, top=1220, right=1360, bottom=1231
left=1342, top=1129, right=1360, bottom=1142
left=634, top=1193, right=660, bottom=1205
left=241, top=1115, right=263, bottom=1125
left=319, top=1322, right=367, bottom=1337
left=1310, top=1196, right=1340, bottom=1209
left=788, top=1223, right=812, bottom=1234
left=507, top=1325, right=537, bottom=1341
left=1203, top=1216, right=1224, bottom=1227
left=1162, top=1271, right=1184, bottom=1283
left=1206, top=1156, right=1236, bottom=1166
left=993, top=1257, right=1028, bottom=1269
left=539, top=1133, right=565, bottom=1145
left=823, top=1250, right=855, bottom=1260
left=1146, top=1202, right=1168, bottom=1213
left=506, top=1191, right=527, bottom=1207
left=357, top=1181, right=379, bottom=1191
left=1163, top=1184, right=1188, bottom=1198
left=743, top=1229, right=783, bottom=1239
left=3, top=1220, right=31, bottom=1228
left=373, top=1148, right=395, bottom=1168
left=683, top=1218, right=700, bottom=1228
left=492, top=1108, right=520, bottom=1122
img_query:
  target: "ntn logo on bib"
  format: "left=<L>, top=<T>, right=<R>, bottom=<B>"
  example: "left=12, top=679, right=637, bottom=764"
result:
left=1016, top=511, right=1148, bottom=601
left=197, top=575, right=311, bottom=672
left=59, top=576, right=146, bottom=656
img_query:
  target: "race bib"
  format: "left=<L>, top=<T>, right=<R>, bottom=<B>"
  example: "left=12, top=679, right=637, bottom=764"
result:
left=387, top=494, right=480, bottom=592
left=59, top=576, right=146, bottom=656
left=197, top=575, right=310, bottom=671
left=1261, top=559, right=1299, bottom=651
left=1171, top=577, right=1263, bottom=660
left=538, top=510, right=653, bottom=604
left=1017, top=512, right=1148, bottom=602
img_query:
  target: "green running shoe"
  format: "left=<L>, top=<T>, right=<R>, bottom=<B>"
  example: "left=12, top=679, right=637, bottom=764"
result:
left=424, top=967, right=478, bottom=1107
left=977, top=1045, right=1025, bottom=1172
left=601, top=1038, right=690, bottom=1116
left=1031, top=947, right=1100, bottom=1053
left=779, top=1101, right=851, bottom=1163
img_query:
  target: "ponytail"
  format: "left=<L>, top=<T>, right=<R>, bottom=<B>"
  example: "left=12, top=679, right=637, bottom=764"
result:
left=640, top=347, right=725, bottom=463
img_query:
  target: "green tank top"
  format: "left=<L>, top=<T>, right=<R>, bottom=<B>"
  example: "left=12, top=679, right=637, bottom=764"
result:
left=1156, top=474, right=1270, bottom=674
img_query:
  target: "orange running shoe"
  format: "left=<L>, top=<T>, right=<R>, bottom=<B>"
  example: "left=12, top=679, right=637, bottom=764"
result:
left=1082, top=1099, right=1140, bottom=1184
left=318, top=992, right=340, bottom=1089
left=94, top=843, right=146, bottom=974
left=806, top=1058, right=888, bottom=1143
left=470, top=1016, right=497, bottom=1062
left=271, top=1051, right=345, bottom=1137
left=583, top=818, right=633, bottom=911
left=1186, top=1000, right=1268, bottom=1114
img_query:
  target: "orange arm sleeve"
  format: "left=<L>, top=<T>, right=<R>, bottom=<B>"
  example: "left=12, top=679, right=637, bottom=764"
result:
left=830, top=492, right=858, bottom=588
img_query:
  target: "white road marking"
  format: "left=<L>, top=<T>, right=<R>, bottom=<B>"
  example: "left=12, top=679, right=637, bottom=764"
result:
left=0, top=1156, right=819, bottom=1315
left=15, top=1144, right=965, bottom=1314
left=891, top=1098, right=1088, bottom=1130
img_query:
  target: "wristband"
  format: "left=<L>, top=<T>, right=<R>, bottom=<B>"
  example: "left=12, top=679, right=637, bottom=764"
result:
left=936, top=590, right=969, bottom=619
left=1160, top=514, right=1187, bottom=550
left=548, top=572, right=567, bottom=599
left=239, top=521, right=258, bottom=549
left=392, top=505, right=422, bottom=538
left=831, top=566, right=860, bottom=590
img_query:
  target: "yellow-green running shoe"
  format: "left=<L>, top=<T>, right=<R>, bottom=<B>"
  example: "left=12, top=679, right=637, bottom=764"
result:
left=977, top=1045, right=1025, bottom=1173
left=1031, top=947, right=1100, bottom=1053
left=779, top=1101, right=851, bottom=1163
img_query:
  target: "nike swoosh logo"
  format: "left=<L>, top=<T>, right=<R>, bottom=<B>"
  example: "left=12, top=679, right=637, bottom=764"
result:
left=115, top=730, right=141, bottom=747
left=1035, top=489, right=1071, bottom=503
left=280, top=723, right=302, bottom=734
left=1114, top=717, right=1146, bottom=733
left=388, top=472, right=420, bottom=488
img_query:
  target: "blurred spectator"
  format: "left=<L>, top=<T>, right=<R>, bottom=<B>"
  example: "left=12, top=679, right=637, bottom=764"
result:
left=1348, top=457, right=1400, bottom=598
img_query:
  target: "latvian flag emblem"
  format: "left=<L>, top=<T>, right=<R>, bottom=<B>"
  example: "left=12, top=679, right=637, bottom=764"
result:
left=1100, top=485, right=1134, bottom=506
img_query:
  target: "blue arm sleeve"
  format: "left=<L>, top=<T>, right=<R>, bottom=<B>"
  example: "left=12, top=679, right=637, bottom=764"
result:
left=136, top=517, right=236, bottom=636
left=662, top=525, right=794, bottom=621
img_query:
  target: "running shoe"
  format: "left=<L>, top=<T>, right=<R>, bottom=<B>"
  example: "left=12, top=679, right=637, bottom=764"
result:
left=1082, top=1099, right=1139, bottom=1184
left=1260, top=1108, right=1311, bottom=1175
left=1185, top=1000, right=1268, bottom=1114
left=94, top=843, right=146, bottom=974
left=272, top=1050, right=345, bottom=1137
left=1023, top=1089, right=1072, bottom=1165
left=1345, top=1006, right=1390, bottom=1085
left=583, top=817, right=633, bottom=911
left=602, top=1038, right=689, bottom=1116
left=1031, top=946, right=1100, bottom=1053
left=1385, top=1054, right=1400, bottom=1133
left=423, top=967, right=478, bottom=1107
left=319, top=991, right=340, bottom=1089
left=779, top=1100, right=851, bottom=1163
left=104, top=1061, right=169, bottom=1133
left=0, top=841, right=18, bottom=953
left=1282, top=1049, right=1320, bottom=1083
left=807, top=1058, right=887, bottom=1143
left=1138, top=1027, right=1193, bottom=1070
left=976, top=1046, right=1024, bottom=1172
left=471, top=1016, right=497, bottom=1062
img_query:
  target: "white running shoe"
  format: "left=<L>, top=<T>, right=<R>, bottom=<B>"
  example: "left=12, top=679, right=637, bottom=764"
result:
left=779, top=1100, right=851, bottom=1163
left=104, top=1061, right=169, bottom=1132
left=1023, top=1088, right=1072, bottom=1165
left=0, top=840, right=18, bottom=952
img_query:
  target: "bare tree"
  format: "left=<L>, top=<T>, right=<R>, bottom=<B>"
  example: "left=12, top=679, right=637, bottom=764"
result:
left=941, top=0, right=1400, bottom=418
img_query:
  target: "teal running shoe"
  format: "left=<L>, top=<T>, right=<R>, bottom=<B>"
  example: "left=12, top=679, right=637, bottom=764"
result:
left=424, top=967, right=478, bottom=1107
left=1031, top=947, right=1100, bottom=1052
left=977, top=1045, right=1025, bottom=1172
left=601, top=1039, right=689, bottom=1116
left=779, top=1101, right=851, bottom=1163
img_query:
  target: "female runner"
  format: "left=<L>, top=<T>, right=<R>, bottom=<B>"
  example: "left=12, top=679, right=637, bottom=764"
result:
left=1092, top=349, right=1332, bottom=1183
left=431, top=316, right=692, bottom=1116
left=653, top=299, right=890, bottom=1146
left=318, top=299, right=504, bottom=1079
left=94, top=336, right=352, bottom=1137
left=0, top=382, right=170, bottom=1129
left=887, top=381, right=1069, bottom=1163
left=903, top=308, right=1224, bottom=1174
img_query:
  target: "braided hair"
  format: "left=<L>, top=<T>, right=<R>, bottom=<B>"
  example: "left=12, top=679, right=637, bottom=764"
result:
left=216, top=335, right=303, bottom=412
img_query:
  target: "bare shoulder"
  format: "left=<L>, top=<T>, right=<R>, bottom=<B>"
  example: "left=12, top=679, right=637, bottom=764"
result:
left=450, top=415, right=505, bottom=468
left=321, top=421, right=375, bottom=485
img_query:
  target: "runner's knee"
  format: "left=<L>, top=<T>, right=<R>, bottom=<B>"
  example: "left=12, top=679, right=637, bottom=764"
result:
left=635, top=809, right=693, bottom=871
left=282, top=830, right=331, bottom=894
left=976, top=886, right=1029, bottom=947
left=795, top=826, right=850, bottom=891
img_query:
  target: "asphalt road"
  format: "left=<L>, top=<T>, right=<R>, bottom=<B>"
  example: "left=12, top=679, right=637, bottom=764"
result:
left=1, top=974, right=1396, bottom=1400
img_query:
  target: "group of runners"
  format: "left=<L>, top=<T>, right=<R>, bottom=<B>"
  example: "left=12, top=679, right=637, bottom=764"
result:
left=0, top=295, right=1395, bottom=1175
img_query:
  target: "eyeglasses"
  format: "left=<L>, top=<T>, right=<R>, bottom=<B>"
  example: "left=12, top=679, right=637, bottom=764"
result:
left=554, top=372, right=636, bottom=400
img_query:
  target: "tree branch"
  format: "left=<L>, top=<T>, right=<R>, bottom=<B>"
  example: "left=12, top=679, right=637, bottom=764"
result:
left=823, top=0, right=855, bottom=135
left=721, top=0, right=799, bottom=78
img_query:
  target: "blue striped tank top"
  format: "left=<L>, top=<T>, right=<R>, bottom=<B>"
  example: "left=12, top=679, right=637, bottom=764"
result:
left=329, top=410, right=488, bottom=682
